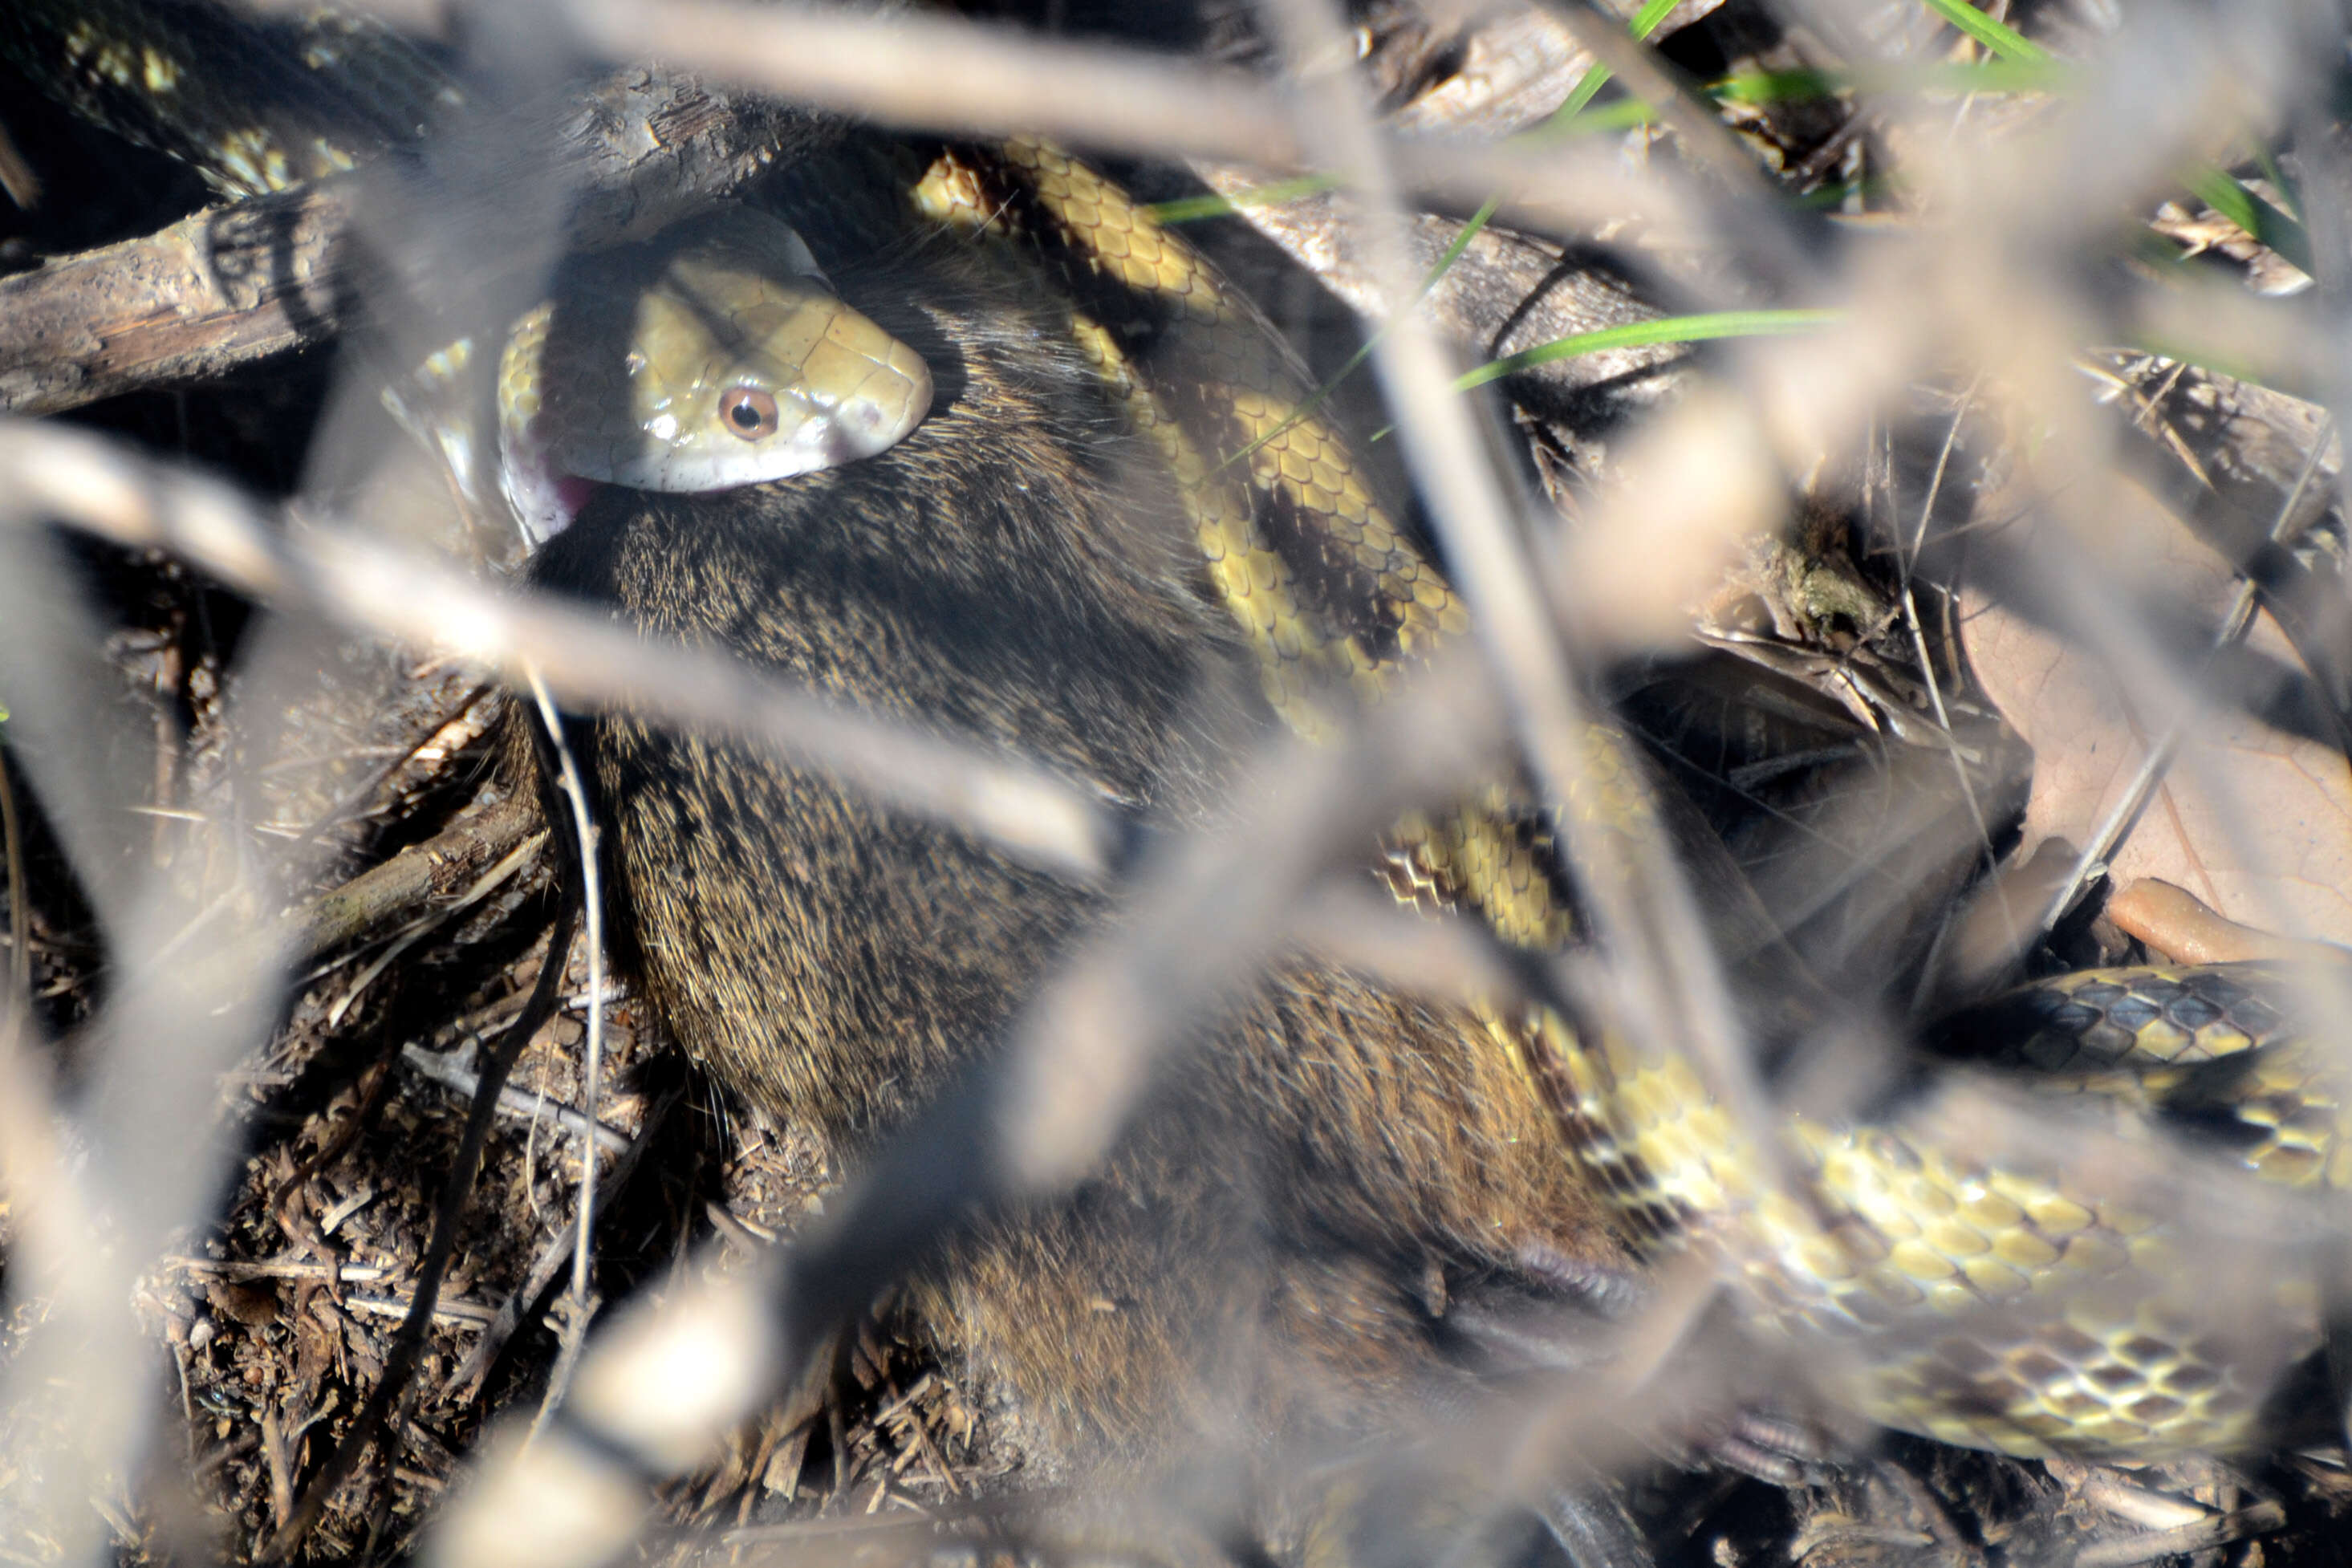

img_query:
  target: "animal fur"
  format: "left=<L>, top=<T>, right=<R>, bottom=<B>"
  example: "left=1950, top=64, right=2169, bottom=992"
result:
left=519, top=206, right=1630, bottom=1501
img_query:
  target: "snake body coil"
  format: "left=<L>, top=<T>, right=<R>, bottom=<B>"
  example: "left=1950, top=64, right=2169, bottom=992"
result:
left=907, top=138, right=2352, bottom=1463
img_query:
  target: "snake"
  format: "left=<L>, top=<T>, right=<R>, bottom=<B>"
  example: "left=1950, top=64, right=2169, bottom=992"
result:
left=0, top=0, right=933, bottom=544
left=14, top=0, right=2350, bottom=1472
left=909, top=141, right=2352, bottom=1462
left=494, top=204, right=932, bottom=541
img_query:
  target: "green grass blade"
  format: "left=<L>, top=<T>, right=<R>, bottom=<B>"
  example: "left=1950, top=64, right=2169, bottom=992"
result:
left=1705, top=59, right=2066, bottom=104
left=1916, top=0, right=2050, bottom=63
left=1453, top=309, right=1841, bottom=392
left=2185, top=168, right=2313, bottom=276
left=1546, top=0, right=1686, bottom=128
left=1146, top=174, right=1338, bottom=225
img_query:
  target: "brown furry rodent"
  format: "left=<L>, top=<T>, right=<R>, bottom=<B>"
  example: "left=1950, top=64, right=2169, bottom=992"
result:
left=518, top=193, right=1633, bottom=1509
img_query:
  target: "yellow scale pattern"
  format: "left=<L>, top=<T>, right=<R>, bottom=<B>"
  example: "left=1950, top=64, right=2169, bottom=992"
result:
left=916, top=139, right=2352, bottom=1462
left=911, top=143, right=1568, bottom=952
left=1555, top=965, right=2352, bottom=1456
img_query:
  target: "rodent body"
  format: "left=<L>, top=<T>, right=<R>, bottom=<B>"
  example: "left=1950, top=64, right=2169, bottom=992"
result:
left=522, top=225, right=1630, bottom=1486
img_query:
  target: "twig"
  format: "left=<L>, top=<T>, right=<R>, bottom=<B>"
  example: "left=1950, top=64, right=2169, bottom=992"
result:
left=296, top=793, right=541, bottom=961
left=444, top=1085, right=680, bottom=1402
left=397, top=1043, right=630, bottom=1156
left=343, top=1294, right=500, bottom=1328
left=0, top=741, right=27, bottom=1030
left=261, top=897, right=581, bottom=1562
left=522, top=665, right=605, bottom=1302
left=325, top=825, right=545, bottom=1028
left=0, top=420, right=1117, bottom=884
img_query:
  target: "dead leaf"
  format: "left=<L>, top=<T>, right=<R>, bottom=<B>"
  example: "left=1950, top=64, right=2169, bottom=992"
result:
left=1960, top=465, right=2352, bottom=945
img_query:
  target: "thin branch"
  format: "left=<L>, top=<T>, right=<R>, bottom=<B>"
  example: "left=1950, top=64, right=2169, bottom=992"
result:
left=262, top=899, right=582, bottom=1563
left=0, top=420, right=1117, bottom=883
left=0, top=69, right=823, bottom=416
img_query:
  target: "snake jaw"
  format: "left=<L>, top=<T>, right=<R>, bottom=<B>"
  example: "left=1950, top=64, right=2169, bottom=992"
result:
left=496, top=428, right=597, bottom=546
left=497, top=318, right=934, bottom=541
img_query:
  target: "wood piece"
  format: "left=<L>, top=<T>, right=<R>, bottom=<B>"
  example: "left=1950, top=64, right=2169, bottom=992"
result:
left=293, top=790, right=539, bottom=962
left=0, top=70, right=833, bottom=415
left=0, top=183, right=351, bottom=415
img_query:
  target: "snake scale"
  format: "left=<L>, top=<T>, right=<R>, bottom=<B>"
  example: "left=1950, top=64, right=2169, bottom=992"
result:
left=921, top=143, right=2352, bottom=1461
left=12, top=0, right=2350, bottom=1474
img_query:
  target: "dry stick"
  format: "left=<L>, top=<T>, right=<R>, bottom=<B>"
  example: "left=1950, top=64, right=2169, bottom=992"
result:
left=400, top=1043, right=631, bottom=1157
left=298, top=792, right=541, bottom=961
left=2033, top=411, right=2339, bottom=942
left=0, top=422, right=1115, bottom=884
left=0, top=184, right=355, bottom=418
left=0, top=743, right=27, bottom=1025
left=444, top=1083, right=682, bottom=1404
left=523, top=666, right=606, bottom=1303
left=260, top=895, right=582, bottom=1564
left=323, top=827, right=546, bottom=1030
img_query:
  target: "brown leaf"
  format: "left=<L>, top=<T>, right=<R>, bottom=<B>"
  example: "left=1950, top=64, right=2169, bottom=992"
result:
left=1960, top=469, right=2352, bottom=944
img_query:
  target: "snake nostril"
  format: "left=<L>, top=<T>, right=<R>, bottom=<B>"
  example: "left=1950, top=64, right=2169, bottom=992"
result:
left=718, top=386, right=780, bottom=439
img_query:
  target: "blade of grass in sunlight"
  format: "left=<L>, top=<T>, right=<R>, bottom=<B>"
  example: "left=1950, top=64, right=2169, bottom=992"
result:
left=1917, top=0, right=2050, bottom=64
left=1918, top=2, right=2305, bottom=282
left=2187, top=167, right=2313, bottom=277
left=1709, top=59, right=2066, bottom=104
left=1146, top=173, right=1336, bottom=225
left=1363, top=308, right=1841, bottom=441
left=1545, top=0, right=1685, bottom=128
left=1451, top=309, right=1841, bottom=392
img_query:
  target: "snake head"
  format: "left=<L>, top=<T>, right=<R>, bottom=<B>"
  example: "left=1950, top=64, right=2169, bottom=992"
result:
left=499, top=205, right=933, bottom=543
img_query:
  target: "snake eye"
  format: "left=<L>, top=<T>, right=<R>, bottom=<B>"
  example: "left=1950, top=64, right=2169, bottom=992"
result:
left=718, top=386, right=780, bottom=440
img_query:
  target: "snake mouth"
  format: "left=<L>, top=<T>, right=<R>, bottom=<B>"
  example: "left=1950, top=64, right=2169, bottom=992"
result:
left=500, top=343, right=937, bottom=543
left=495, top=205, right=937, bottom=544
left=498, top=417, right=603, bottom=546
